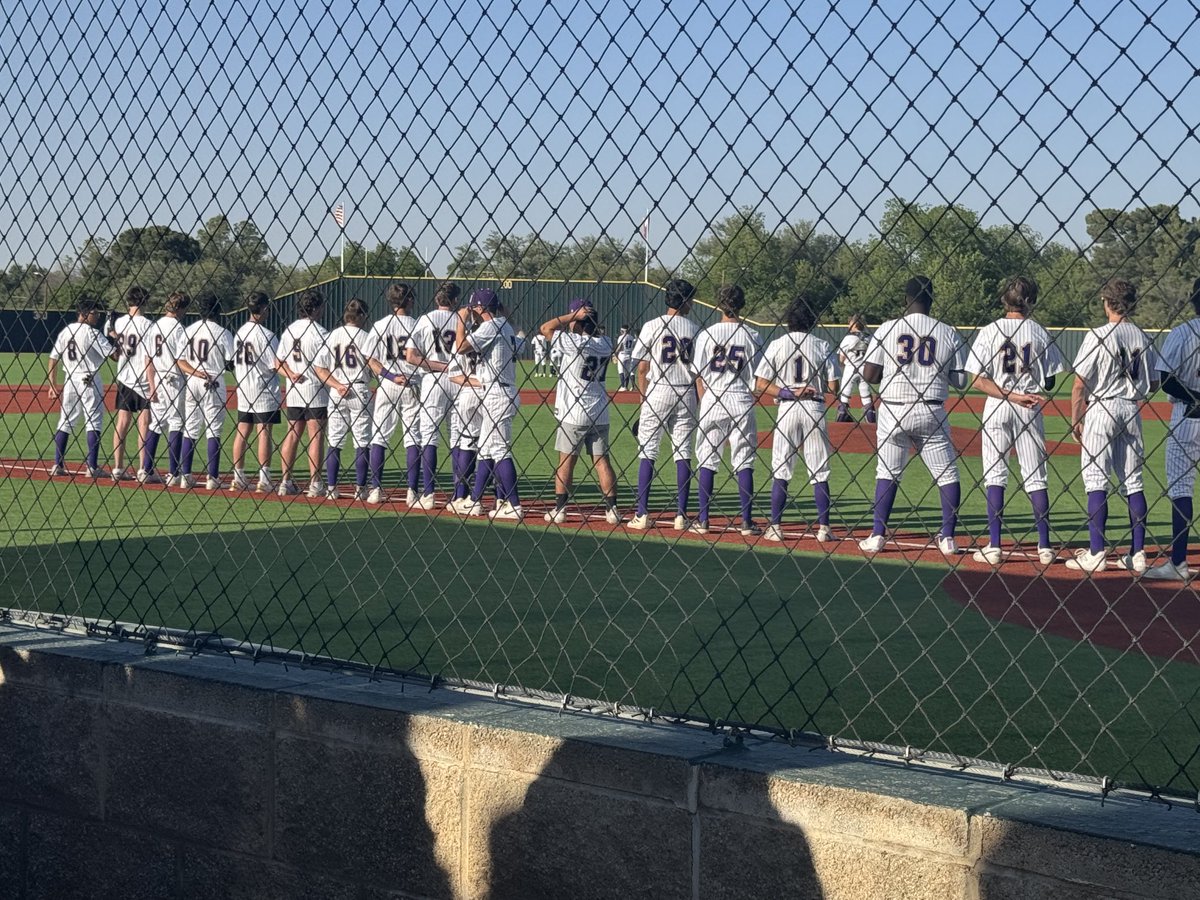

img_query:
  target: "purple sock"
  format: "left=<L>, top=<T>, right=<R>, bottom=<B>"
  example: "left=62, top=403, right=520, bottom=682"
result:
left=1029, top=488, right=1051, bottom=549
left=325, top=448, right=340, bottom=485
left=986, top=485, right=1004, bottom=547
left=1128, top=491, right=1148, bottom=553
left=1171, top=497, right=1192, bottom=565
left=698, top=467, right=715, bottom=523
left=450, top=448, right=464, bottom=496
left=181, top=437, right=195, bottom=475
left=1087, top=490, right=1107, bottom=554
left=421, top=444, right=437, bottom=496
left=814, top=480, right=831, bottom=526
left=736, top=468, right=753, bottom=523
left=207, top=437, right=220, bottom=479
left=354, top=447, right=369, bottom=485
left=471, top=458, right=495, bottom=502
left=406, top=445, right=421, bottom=492
left=872, top=479, right=897, bottom=536
left=939, top=482, right=961, bottom=539
left=143, top=431, right=161, bottom=471
left=53, top=430, right=68, bottom=465
left=676, top=459, right=692, bottom=516
left=636, top=458, right=654, bottom=516
left=167, top=431, right=182, bottom=476
left=495, top=458, right=520, bottom=505
left=458, top=451, right=477, bottom=500
left=86, top=431, right=100, bottom=469
left=369, top=444, right=385, bottom=488
left=770, top=478, right=788, bottom=524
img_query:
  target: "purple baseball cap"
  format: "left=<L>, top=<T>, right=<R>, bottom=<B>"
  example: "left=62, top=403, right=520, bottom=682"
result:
left=469, top=288, right=500, bottom=312
left=568, top=297, right=594, bottom=313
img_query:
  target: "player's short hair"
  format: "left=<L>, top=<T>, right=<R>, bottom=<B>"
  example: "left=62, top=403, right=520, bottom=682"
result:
left=620, top=322, right=630, bottom=331
left=785, top=295, right=818, bottom=333
left=125, top=284, right=150, bottom=308
left=164, top=291, right=190, bottom=315
left=848, top=314, right=867, bottom=332
left=194, top=292, right=221, bottom=319
left=434, top=281, right=461, bottom=308
left=716, top=284, right=746, bottom=317
left=344, top=297, right=369, bottom=326
left=1000, top=276, right=1038, bottom=314
left=663, top=278, right=696, bottom=310
left=387, top=282, right=415, bottom=310
left=1100, top=278, right=1138, bottom=316
left=298, top=289, right=324, bottom=318
left=1190, top=277, right=1200, bottom=315
left=76, top=295, right=103, bottom=316
left=246, top=291, right=270, bottom=317
left=904, top=276, right=934, bottom=307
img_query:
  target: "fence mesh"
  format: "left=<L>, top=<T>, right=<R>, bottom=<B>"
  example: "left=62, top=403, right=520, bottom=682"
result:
left=2, top=1, right=1200, bottom=800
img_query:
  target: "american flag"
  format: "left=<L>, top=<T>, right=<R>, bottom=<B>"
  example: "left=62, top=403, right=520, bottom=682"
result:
left=640, top=214, right=649, bottom=240
left=332, top=203, right=345, bottom=228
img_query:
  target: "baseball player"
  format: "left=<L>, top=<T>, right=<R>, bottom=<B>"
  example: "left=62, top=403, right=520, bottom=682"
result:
left=753, top=294, right=839, bottom=542
left=692, top=284, right=763, bottom=536
left=531, top=331, right=550, bottom=377
left=539, top=298, right=621, bottom=525
left=406, top=281, right=460, bottom=508
left=1066, top=278, right=1161, bottom=574
left=446, top=344, right=484, bottom=505
left=366, top=283, right=422, bottom=505
left=616, top=324, right=637, bottom=391
left=141, top=291, right=190, bottom=483
left=47, top=296, right=115, bottom=477
left=230, top=291, right=282, bottom=493
left=175, top=292, right=235, bottom=490
left=858, top=276, right=967, bottom=556
left=965, top=276, right=1064, bottom=566
left=276, top=289, right=330, bottom=497
left=315, top=298, right=379, bottom=500
left=549, top=335, right=564, bottom=378
left=1146, top=277, right=1200, bottom=581
left=448, top=289, right=524, bottom=520
left=109, top=285, right=155, bottom=481
left=627, top=278, right=700, bottom=531
left=835, top=314, right=875, bottom=423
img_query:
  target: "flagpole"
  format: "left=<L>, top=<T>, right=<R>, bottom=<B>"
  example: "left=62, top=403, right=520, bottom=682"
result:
left=643, top=208, right=649, bottom=283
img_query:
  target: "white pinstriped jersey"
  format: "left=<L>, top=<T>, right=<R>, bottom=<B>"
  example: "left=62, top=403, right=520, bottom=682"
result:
left=276, top=319, right=331, bottom=407
left=616, top=331, right=636, bottom=361
left=145, top=317, right=186, bottom=383
left=1158, top=319, right=1200, bottom=390
left=233, top=321, right=282, bottom=413
left=865, top=313, right=966, bottom=403
left=552, top=331, right=613, bottom=426
left=694, top=321, right=762, bottom=398
left=754, top=332, right=839, bottom=394
left=633, top=313, right=699, bottom=387
left=411, top=308, right=458, bottom=366
left=466, top=316, right=518, bottom=387
left=1072, top=321, right=1161, bottom=400
left=317, top=325, right=375, bottom=389
left=965, top=317, right=1065, bottom=392
left=837, top=331, right=870, bottom=365
left=181, top=320, right=236, bottom=378
left=50, top=322, right=112, bottom=382
left=113, top=313, right=154, bottom=394
left=368, top=313, right=419, bottom=379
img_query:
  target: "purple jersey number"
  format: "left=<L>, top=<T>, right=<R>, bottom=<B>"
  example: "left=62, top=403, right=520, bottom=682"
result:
left=896, top=334, right=936, bottom=367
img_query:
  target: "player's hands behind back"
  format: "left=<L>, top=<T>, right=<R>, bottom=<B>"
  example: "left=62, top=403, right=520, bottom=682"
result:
left=1009, top=391, right=1043, bottom=409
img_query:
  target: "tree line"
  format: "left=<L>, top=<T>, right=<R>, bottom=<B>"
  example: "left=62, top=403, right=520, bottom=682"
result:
left=3, top=200, right=1197, bottom=328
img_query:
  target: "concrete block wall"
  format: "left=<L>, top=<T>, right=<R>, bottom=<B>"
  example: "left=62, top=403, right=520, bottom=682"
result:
left=0, top=625, right=1196, bottom=899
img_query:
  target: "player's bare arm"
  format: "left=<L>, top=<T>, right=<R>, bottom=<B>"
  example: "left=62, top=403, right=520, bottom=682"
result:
left=539, top=308, right=588, bottom=341
left=972, top=372, right=1041, bottom=408
left=454, top=306, right=471, bottom=354
left=636, top=359, right=650, bottom=398
left=46, top=357, right=58, bottom=400
left=367, top=354, right=406, bottom=386
left=1070, top=376, right=1089, bottom=441
left=144, top=353, right=158, bottom=403
left=313, top=364, right=349, bottom=398
left=277, top=360, right=306, bottom=385
left=176, top=356, right=209, bottom=382
left=404, top=345, right=448, bottom=373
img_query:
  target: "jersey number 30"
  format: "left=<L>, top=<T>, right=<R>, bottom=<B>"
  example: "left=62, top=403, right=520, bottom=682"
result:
left=896, top=334, right=936, bottom=366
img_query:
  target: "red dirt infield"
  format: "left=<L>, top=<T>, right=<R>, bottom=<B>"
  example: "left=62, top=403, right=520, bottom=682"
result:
left=3, top=457, right=1197, bottom=668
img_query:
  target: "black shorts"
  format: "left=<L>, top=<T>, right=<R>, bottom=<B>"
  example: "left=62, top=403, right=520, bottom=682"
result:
left=114, top=383, right=149, bottom=413
left=285, top=406, right=328, bottom=423
left=237, top=409, right=282, bottom=425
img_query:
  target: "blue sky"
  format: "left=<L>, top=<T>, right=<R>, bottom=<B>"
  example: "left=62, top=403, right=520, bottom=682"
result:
left=0, top=0, right=1197, bottom=275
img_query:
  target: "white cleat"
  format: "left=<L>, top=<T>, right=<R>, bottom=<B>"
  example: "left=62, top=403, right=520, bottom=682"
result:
left=858, top=533, right=887, bottom=555
left=136, top=468, right=163, bottom=485
left=412, top=492, right=438, bottom=510
left=1037, top=547, right=1058, bottom=566
left=230, top=470, right=250, bottom=491
left=449, top=497, right=484, bottom=517
left=816, top=525, right=833, bottom=543
left=367, top=487, right=385, bottom=505
left=256, top=475, right=274, bottom=494
left=180, top=474, right=198, bottom=489
left=1117, top=550, right=1148, bottom=575
left=972, top=545, right=1003, bottom=566
left=1065, top=548, right=1108, bottom=573
left=352, top=485, right=369, bottom=501
left=110, top=467, right=127, bottom=482
left=49, top=464, right=68, bottom=477
left=544, top=507, right=568, bottom=524
left=672, top=515, right=689, bottom=532
left=604, top=507, right=622, bottom=526
left=739, top=521, right=762, bottom=537
left=86, top=466, right=106, bottom=479
left=205, top=476, right=222, bottom=491
left=306, top=478, right=325, bottom=499
left=689, top=520, right=710, bottom=535
left=937, top=534, right=959, bottom=556
left=627, top=513, right=651, bottom=531
left=405, top=488, right=417, bottom=506
left=324, top=486, right=340, bottom=500
left=277, top=479, right=300, bottom=497
left=490, top=501, right=525, bottom=521
left=1143, top=559, right=1190, bottom=581
left=763, top=524, right=785, bottom=542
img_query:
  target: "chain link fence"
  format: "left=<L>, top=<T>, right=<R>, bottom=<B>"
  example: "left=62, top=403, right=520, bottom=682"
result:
left=2, top=1, right=1199, bottom=800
